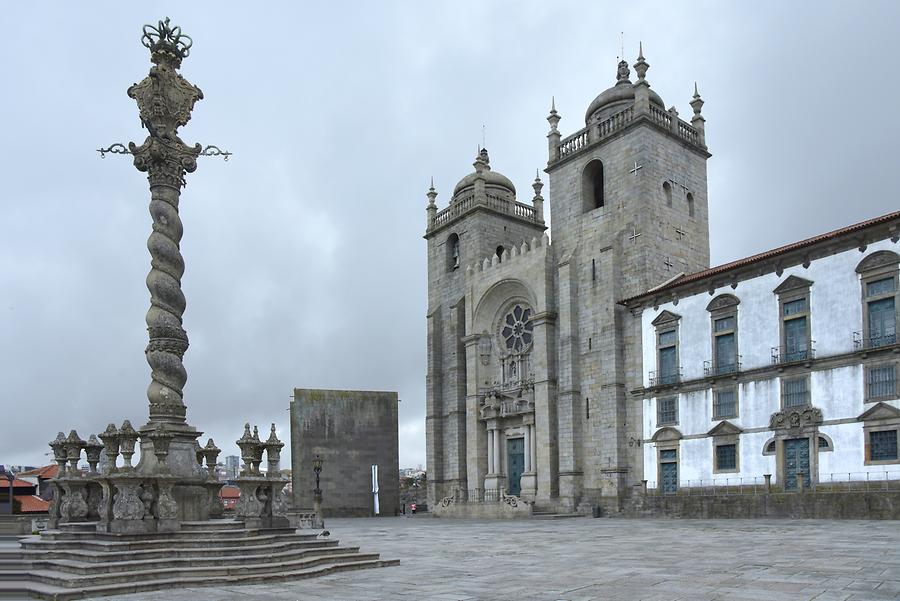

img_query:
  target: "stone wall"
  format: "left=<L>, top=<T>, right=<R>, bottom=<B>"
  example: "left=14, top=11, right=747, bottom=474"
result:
left=604, top=492, right=900, bottom=519
left=290, top=389, right=399, bottom=517
left=0, top=514, right=47, bottom=535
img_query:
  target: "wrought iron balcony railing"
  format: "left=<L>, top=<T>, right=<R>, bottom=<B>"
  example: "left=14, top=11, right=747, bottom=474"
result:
left=771, top=342, right=816, bottom=365
left=854, top=331, right=898, bottom=350
left=649, top=368, right=682, bottom=387
left=703, top=356, right=742, bottom=377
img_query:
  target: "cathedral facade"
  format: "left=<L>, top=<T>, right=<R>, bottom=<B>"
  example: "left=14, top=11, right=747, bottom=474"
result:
left=423, top=50, right=900, bottom=515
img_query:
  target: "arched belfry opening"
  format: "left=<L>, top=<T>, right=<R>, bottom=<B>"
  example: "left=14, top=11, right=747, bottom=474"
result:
left=582, top=159, right=605, bottom=213
left=447, top=233, right=460, bottom=270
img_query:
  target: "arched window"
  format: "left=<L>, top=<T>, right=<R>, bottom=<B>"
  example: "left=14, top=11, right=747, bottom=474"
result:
left=663, top=181, right=673, bottom=207
left=447, top=233, right=460, bottom=271
left=496, top=246, right=505, bottom=263
left=581, top=160, right=605, bottom=213
left=686, top=192, right=695, bottom=218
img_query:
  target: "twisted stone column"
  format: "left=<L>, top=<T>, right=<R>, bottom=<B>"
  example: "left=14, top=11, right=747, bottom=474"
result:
left=127, top=20, right=202, bottom=424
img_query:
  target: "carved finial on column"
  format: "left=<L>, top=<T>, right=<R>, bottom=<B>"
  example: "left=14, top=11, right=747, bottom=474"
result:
left=236, top=423, right=256, bottom=476
left=84, top=435, right=104, bottom=474
left=426, top=177, right=438, bottom=230
left=532, top=169, right=545, bottom=223
left=49, top=433, right=68, bottom=477
left=690, top=82, right=706, bottom=146
left=265, top=424, right=284, bottom=476
left=634, top=42, right=649, bottom=81
left=202, top=439, right=221, bottom=480
left=547, top=97, right=561, bottom=163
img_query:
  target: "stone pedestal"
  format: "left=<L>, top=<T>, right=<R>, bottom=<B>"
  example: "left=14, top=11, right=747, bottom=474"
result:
left=519, top=472, right=537, bottom=500
left=235, top=475, right=290, bottom=529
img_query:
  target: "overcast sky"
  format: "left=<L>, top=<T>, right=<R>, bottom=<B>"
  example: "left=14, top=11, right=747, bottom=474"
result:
left=2, top=1, right=899, bottom=472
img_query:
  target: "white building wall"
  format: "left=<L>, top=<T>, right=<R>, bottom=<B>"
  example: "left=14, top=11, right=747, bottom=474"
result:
left=640, top=239, right=900, bottom=488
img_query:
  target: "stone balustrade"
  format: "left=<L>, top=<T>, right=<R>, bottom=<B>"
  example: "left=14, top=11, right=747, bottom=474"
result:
left=552, top=102, right=704, bottom=164
left=46, top=422, right=224, bottom=533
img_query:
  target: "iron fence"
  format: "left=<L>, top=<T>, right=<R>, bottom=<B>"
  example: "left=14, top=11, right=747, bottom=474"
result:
left=643, top=471, right=900, bottom=496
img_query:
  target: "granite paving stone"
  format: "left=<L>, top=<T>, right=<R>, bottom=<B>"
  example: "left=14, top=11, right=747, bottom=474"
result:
left=86, top=516, right=900, bottom=601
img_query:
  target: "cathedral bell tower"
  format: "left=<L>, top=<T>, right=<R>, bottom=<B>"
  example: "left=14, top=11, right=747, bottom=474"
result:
left=544, top=46, right=712, bottom=506
left=423, top=149, right=546, bottom=506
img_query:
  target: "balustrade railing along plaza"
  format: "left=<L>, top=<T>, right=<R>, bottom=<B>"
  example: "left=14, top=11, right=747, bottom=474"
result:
left=643, top=471, right=900, bottom=496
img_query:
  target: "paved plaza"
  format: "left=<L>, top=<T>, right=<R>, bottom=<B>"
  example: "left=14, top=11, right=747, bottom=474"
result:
left=84, top=516, right=900, bottom=601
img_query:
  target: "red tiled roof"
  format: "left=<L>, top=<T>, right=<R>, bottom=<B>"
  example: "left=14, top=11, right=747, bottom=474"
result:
left=621, top=210, right=900, bottom=304
left=6, top=479, right=35, bottom=489
left=14, top=495, right=49, bottom=513
left=219, top=486, right=240, bottom=499
left=17, top=465, right=58, bottom=479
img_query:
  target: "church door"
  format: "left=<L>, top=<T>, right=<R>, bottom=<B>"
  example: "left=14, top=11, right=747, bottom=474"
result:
left=660, top=449, right=678, bottom=495
left=784, top=438, right=811, bottom=491
left=507, top=438, right=524, bottom=496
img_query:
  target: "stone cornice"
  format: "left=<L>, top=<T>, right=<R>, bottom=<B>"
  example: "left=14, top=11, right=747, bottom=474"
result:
left=622, top=214, right=900, bottom=310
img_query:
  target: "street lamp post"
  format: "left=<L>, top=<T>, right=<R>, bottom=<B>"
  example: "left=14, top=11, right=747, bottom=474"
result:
left=312, top=455, right=323, bottom=525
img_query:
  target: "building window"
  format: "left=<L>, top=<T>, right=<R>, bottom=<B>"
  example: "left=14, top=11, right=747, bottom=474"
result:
left=496, top=246, right=505, bottom=263
left=715, top=443, right=738, bottom=472
left=763, top=439, right=777, bottom=455
left=713, top=386, right=737, bottom=419
left=866, top=363, right=897, bottom=402
left=774, top=276, right=813, bottom=363
left=686, top=192, right=695, bottom=218
left=782, top=375, right=809, bottom=408
left=663, top=181, right=673, bottom=207
left=651, top=311, right=681, bottom=386
left=817, top=435, right=834, bottom=451
left=447, top=233, right=460, bottom=271
left=658, top=330, right=679, bottom=385
left=866, top=280, right=896, bottom=347
left=657, top=396, right=678, bottom=426
left=869, top=430, right=899, bottom=462
left=582, top=160, right=605, bottom=212
left=857, top=251, right=899, bottom=348
left=706, top=294, right=740, bottom=375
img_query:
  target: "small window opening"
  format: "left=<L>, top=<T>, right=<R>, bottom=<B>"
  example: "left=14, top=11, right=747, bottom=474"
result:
left=581, top=160, right=605, bottom=213
left=496, top=246, right=504, bottom=263
left=586, top=398, right=590, bottom=419
left=663, top=181, right=672, bottom=207
left=592, top=258, right=596, bottom=281
left=686, top=192, right=695, bottom=218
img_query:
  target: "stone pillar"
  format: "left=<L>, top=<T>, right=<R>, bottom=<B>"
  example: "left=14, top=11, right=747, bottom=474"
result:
left=531, top=310, right=559, bottom=503
left=493, top=428, right=501, bottom=475
left=122, top=22, right=208, bottom=522
left=463, top=332, right=486, bottom=502
left=524, top=424, right=532, bottom=472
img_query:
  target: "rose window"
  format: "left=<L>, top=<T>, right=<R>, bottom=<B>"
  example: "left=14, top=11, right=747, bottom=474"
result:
left=501, top=305, right=534, bottom=353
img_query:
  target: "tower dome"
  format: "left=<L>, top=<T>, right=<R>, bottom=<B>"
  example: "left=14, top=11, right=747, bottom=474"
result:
left=584, top=59, right=664, bottom=124
left=452, top=148, right=516, bottom=199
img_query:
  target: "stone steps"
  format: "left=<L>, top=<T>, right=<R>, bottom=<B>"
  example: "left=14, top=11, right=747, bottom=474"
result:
left=0, top=520, right=398, bottom=599
left=0, top=558, right=399, bottom=600
left=21, top=531, right=314, bottom=552
left=4, top=538, right=338, bottom=564
left=2, top=544, right=357, bottom=575
left=6, top=551, right=382, bottom=587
